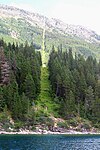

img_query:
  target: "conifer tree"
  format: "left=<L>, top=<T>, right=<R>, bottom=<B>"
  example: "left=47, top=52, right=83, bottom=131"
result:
left=23, top=73, right=36, bottom=101
left=85, top=86, right=94, bottom=118
left=0, top=87, right=5, bottom=111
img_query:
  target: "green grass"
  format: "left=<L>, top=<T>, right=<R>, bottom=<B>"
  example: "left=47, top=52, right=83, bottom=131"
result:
left=39, top=67, right=52, bottom=101
left=36, top=67, right=59, bottom=117
left=41, top=50, right=49, bottom=67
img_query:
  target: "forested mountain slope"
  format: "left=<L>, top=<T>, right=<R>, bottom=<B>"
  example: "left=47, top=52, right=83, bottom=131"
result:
left=0, top=40, right=100, bottom=131
left=0, top=5, right=100, bottom=59
left=0, top=5, right=100, bottom=132
left=48, top=48, right=100, bottom=124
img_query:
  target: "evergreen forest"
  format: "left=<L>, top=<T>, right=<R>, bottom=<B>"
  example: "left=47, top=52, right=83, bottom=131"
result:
left=0, top=39, right=100, bottom=131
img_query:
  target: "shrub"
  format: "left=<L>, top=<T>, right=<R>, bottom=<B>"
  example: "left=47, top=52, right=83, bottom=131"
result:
left=14, top=121, right=24, bottom=130
left=68, top=118, right=78, bottom=127
left=82, top=121, right=91, bottom=130
left=57, top=121, right=69, bottom=128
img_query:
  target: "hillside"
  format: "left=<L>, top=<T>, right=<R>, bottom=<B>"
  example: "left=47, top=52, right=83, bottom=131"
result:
left=0, top=4, right=100, bottom=59
left=0, top=41, right=100, bottom=132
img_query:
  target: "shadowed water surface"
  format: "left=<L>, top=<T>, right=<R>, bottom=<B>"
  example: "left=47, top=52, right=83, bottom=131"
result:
left=0, top=134, right=100, bottom=150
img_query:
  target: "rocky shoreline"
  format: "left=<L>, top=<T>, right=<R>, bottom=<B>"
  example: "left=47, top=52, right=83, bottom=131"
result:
left=0, top=116, right=99, bottom=135
left=0, top=129, right=100, bottom=135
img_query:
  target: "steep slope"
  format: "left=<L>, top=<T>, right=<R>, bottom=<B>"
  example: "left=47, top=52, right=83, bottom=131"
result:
left=0, top=4, right=100, bottom=59
left=36, top=67, right=59, bottom=117
left=0, top=4, right=100, bottom=43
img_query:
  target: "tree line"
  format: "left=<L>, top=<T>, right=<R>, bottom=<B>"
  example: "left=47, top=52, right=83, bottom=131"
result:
left=0, top=39, right=41, bottom=123
left=0, top=38, right=100, bottom=126
left=48, top=46, right=100, bottom=124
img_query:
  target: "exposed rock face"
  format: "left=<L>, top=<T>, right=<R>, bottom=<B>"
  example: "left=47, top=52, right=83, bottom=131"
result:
left=0, top=4, right=100, bottom=43
left=0, top=46, right=10, bottom=86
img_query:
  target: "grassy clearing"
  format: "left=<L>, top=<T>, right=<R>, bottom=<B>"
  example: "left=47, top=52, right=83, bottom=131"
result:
left=36, top=67, right=59, bottom=117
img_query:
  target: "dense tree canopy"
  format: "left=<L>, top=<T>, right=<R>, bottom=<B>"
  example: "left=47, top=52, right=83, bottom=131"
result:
left=0, top=40, right=41, bottom=121
left=0, top=38, right=100, bottom=127
left=48, top=46, right=100, bottom=123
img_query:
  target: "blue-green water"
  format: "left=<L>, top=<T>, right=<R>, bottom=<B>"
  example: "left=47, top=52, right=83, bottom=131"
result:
left=0, top=134, right=100, bottom=150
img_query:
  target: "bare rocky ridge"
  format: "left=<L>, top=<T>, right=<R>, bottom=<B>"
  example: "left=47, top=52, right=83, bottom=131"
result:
left=0, top=4, right=100, bottom=43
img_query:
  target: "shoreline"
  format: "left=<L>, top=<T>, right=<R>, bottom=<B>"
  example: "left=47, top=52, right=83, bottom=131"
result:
left=0, top=130, right=100, bottom=135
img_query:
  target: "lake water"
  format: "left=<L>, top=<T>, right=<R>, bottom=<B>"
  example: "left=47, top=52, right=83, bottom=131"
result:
left=0, top=134, right=100, bottom=150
